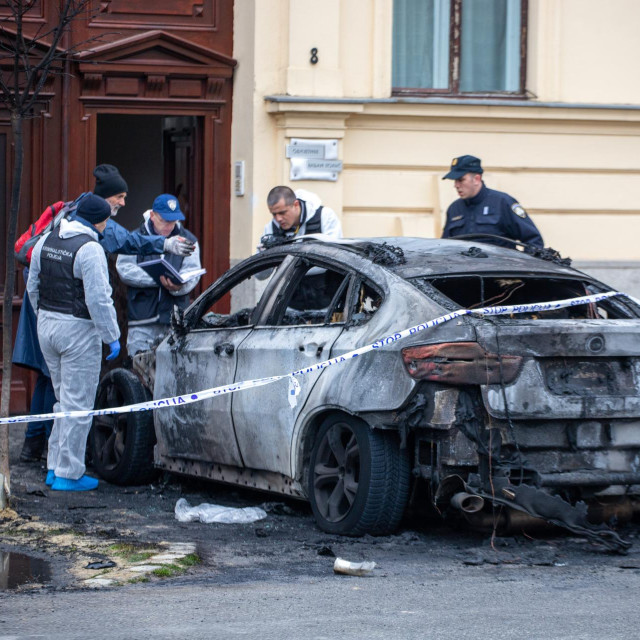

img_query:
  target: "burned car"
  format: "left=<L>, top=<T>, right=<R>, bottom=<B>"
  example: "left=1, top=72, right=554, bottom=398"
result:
left=90, top=237, right=640, bottom=548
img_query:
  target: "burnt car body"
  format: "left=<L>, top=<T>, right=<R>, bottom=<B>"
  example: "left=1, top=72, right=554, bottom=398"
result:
left=91, top=237, right=640, bottom=546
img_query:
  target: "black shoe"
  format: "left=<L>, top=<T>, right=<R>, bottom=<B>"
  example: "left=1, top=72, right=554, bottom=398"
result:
left=20, top=434, right=46, bottom=462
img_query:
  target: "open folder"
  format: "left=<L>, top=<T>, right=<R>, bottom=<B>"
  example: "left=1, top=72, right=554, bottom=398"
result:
left=137, top=257, right=206, bottom=285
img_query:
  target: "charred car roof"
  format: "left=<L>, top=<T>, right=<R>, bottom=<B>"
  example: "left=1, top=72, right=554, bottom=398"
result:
left=264, top=236, right=583, bottom=280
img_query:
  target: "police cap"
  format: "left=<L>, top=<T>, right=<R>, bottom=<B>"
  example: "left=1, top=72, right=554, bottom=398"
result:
left=442, top=155, right=484, bottom=180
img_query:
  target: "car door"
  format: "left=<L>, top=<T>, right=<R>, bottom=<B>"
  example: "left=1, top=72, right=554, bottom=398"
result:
left=231, top=257, right=353, bottom=476
left=153, top=257, right=290, bottom=466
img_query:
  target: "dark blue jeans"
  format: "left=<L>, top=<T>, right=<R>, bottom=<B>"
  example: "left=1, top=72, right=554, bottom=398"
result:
left=24, top=373, right=55, bottom=439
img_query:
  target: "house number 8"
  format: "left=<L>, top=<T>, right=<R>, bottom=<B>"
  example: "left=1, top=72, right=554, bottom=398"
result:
left=310, top=48, right=318, bottom=64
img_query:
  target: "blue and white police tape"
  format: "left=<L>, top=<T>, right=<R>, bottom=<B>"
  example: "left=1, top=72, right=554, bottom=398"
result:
left=0, top=290, right=632, bottom=425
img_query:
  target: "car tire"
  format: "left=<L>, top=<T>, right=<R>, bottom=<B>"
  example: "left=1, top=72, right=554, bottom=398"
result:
left=308, top=414, right=410, bottom=536
left=89, top=368, right=157, bottom=485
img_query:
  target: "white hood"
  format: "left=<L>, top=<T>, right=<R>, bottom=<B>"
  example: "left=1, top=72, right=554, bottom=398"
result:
left=58, top=217, right=100, bottom=241
left=294, top=189, right=322, bottom=217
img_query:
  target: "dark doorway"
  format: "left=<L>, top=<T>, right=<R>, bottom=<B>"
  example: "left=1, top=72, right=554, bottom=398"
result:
left=96, top=114, right=201, bottom=233
left=163, top=117, right=202, bottom=243
left=95, top=114, right=204, bottom=371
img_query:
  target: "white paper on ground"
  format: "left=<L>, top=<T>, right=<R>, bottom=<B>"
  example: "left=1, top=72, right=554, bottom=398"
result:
left=333, top=557, right=377, bottom=576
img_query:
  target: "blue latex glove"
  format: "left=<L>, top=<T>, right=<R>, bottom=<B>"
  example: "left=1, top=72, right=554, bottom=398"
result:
left=105, top=340, right=120, bottom=361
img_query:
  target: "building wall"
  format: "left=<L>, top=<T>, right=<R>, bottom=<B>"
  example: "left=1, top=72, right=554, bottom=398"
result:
left=231, top=0, right=640, bottom=289
left=1, top=0, right=236, bottom=414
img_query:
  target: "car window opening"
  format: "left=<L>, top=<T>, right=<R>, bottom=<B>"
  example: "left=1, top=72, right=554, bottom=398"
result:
left=279, top=265, right=349, bottom=326
left=195, top=264, right=280, bottom=329
left=350, top=281, right=383, bottom=326
left=411, top=275, right=639, bottom=320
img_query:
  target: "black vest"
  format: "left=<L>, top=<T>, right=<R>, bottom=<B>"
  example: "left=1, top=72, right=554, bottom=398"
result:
left=127, top=222, right=197, bottom=326
left=271, top=203, right=323, bottom=237
left=38, top=226, right=94, bottom=319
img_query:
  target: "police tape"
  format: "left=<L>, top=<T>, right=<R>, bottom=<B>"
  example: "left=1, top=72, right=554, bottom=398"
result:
left=0, top=290, right=631, bottom=425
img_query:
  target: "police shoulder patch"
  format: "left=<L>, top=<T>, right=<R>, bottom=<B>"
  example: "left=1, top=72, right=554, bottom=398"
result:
left=511, top=203, right=527, bottom=218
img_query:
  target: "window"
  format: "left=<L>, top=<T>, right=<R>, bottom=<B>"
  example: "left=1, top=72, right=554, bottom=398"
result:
left=410, top=275, right=640, bottom=320
left=393, top=0, right=527, bottom=96
left=189, top=260, right=286, bottom=329
left=271, top=261, right=351, bottom=327
left=350, top=280, right=383, bottom=326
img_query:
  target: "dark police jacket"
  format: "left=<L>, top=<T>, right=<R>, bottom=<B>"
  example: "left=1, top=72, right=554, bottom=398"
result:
left=38, top=226, right=93, bottom=319
left=442, top=183, right=543, bottom=249
left=126, top=222, right=197, bottom=326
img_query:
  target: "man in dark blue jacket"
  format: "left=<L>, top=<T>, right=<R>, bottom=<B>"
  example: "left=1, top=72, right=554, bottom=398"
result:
left=87, top=164, right=194, bottom=257
left=441, top=155, right=543, bottom=250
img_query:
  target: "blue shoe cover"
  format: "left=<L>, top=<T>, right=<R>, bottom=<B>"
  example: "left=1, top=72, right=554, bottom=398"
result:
left=51, top=475, right=99, bottom=491
left=45, top=470, right=55, bottom=486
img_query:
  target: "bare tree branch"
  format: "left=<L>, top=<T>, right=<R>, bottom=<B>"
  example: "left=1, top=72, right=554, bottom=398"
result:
left=12, top=2, right=22, bottom=106
left=1, top=0, right=94, bottom=116
left=1, top=0, right=97, bottom=506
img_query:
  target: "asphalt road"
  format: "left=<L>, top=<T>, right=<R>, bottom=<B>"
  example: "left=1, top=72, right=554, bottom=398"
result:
left=3, top=558, right=640, bottom=640
left=2, top=427, right=640, bottom=639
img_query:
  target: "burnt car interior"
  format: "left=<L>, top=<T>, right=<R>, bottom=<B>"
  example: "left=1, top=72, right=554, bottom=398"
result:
left=188, top=253, right=387, bottom=332
left=411, top=275, right=640, bottom=319
left=271, top=266, right=383, bottom=327
left=191, top=259, right=286, bottom=330
left=274, top=261, right=349, bottom=326
left=351, top=281, right=383, bottom=325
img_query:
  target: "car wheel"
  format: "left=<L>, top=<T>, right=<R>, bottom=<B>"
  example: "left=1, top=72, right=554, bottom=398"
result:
left=90, top=368, right=156, bottom=485
left=308, top=414, right=410, bottom=536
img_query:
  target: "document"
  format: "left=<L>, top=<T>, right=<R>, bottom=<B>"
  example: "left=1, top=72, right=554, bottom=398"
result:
left=137, top=257, right=205, bottom=285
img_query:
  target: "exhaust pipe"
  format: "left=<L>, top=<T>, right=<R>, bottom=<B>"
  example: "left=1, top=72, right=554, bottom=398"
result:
left=451, top=492, right=485, bottom=514
left=462, top=508, right=552, bottom=533
left=588, top=499, right=636, bottom=525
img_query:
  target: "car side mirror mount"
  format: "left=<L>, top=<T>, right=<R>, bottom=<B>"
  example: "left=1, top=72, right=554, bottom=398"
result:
left=170, top=305, right=188, bottom=337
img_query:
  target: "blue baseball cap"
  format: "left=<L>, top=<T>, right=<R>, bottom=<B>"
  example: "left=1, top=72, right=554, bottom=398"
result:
left=152, top=194, right=185, bottom=221
left=442, top=155, right=484, bottom=180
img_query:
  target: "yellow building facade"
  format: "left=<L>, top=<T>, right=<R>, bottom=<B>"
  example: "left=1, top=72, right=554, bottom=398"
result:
left=230, top=0, right=640, bottom=291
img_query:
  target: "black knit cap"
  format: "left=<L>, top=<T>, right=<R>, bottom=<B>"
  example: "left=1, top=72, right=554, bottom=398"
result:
left=76, top=194, right=111, bottom=225
left=93, top=164, right=128, bottom=198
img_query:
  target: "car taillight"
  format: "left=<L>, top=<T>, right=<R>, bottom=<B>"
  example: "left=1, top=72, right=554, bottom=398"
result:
left=401, top=342, right=522, bottom=385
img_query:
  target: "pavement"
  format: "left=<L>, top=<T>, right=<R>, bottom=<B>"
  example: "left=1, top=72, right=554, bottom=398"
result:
left=2, top=424, right=640, bottom=639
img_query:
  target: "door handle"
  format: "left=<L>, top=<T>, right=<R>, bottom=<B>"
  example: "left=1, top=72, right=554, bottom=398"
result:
left=298, top=343, right=325, bottom=357
left=214, top=343, right=235, bottom=356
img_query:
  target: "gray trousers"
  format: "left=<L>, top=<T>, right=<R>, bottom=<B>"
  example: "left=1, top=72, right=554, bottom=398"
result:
left=37, top=311, right=101, bottom=480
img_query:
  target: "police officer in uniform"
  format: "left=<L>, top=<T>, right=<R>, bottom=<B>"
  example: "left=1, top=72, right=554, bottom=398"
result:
left=441, top=155, right=543, bottom=250
left=116, top=194, right=202, bottom=356
left=27, top=194, right=120, bottom=491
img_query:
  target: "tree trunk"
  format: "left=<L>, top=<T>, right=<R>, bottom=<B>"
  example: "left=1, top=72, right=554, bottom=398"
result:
left=0, top=112, right=24, bottom=501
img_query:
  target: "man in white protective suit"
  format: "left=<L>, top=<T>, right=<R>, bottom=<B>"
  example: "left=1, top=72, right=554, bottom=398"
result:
left=27, top=194, right=120, bottom=491
left=260, top=186, right=343, bottom=309
left=262, top=186, right=342, bottom=242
